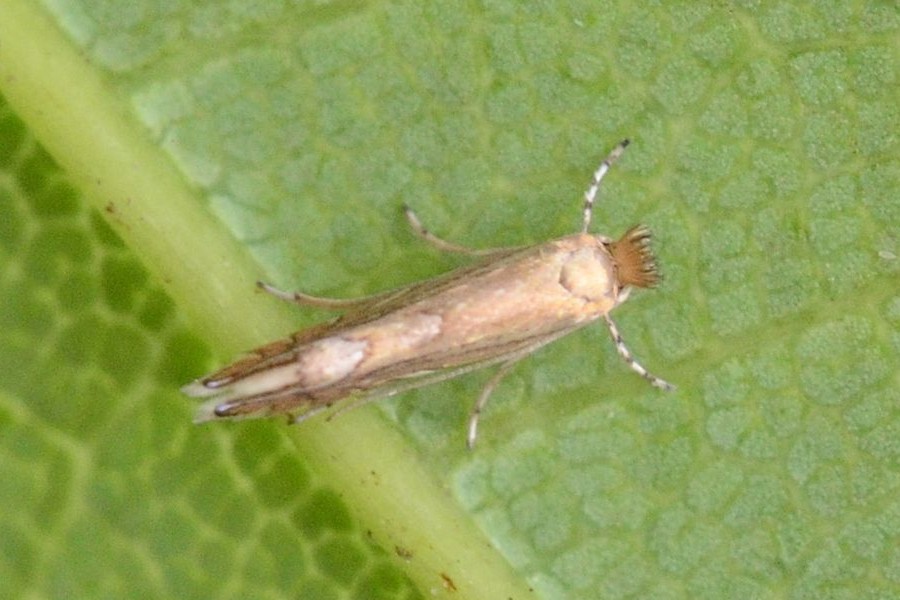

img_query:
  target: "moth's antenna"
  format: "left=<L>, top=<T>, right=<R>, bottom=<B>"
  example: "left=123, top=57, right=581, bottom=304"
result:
left=582, top=139, right=630, bottom=233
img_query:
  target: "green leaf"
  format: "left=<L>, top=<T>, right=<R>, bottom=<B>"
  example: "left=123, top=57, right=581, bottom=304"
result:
left=1, top=1, right=898, bottom=599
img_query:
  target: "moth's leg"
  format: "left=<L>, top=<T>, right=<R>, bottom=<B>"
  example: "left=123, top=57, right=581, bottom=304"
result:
left=320, top=363, right=510, bottom=424
left=403, top=204, right=509, bottom=257
left=257, top=281, right=385, bottom=311
left=467, top=358, right=521, bottom=449
left=288, top=402, right=331, bottom=424
left=581, top=139, right=630, bottom=233
left=602, top=314, right=675, bottom=391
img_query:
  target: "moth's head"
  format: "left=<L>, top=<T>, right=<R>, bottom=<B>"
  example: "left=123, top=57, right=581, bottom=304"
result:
left=608, top=225, right=661, bottom=290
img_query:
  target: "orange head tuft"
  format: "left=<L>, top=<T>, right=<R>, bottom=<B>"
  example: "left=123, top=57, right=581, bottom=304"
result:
left=608, top=225, right=660, bottom=289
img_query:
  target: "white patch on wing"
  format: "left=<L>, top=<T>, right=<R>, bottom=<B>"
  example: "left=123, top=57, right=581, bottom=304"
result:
left=297, top=337, right=368, bottom=386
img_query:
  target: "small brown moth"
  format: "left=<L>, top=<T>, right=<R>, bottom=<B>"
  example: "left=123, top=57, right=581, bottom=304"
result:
left=183, top=140, right=674, bottom=447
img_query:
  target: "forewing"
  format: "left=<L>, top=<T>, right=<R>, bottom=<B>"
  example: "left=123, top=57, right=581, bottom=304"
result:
left=188, top=246, right=528, bottom=389
left=194, top=322, right=580, bottom=423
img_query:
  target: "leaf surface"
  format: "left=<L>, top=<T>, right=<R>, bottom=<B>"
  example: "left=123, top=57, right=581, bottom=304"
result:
left=1, top=2, right=898, bottom=598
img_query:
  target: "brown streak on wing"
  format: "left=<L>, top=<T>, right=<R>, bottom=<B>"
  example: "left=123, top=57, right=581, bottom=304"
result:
left=200, top=321, right=337, bottom=385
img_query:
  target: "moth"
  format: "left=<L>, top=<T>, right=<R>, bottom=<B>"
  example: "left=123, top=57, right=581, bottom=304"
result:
left=183, top=140, right=674, bottom=447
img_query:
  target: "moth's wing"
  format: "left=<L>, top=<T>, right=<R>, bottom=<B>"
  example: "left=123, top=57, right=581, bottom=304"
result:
left=192, top=321, right=580, bottom=424
left=358, top=320, right=582, bottom=397
left=186, top=353, right=478, bottom=423
left=333, top=246, right=526, bottom=327
left=329, top=329, right=576, bottom=415
left=185, top=246, right=529, bottom=391
left=182, top=320, right=340, bottom=390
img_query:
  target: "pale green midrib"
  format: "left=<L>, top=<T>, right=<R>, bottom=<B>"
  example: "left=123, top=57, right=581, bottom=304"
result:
left=0, top=3, right=535, bottom=599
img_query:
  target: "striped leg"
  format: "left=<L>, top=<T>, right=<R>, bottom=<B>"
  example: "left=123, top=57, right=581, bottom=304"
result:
left=466, top=359, right=520, bottom=449
left=601, top=314, right=674, bottom=391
